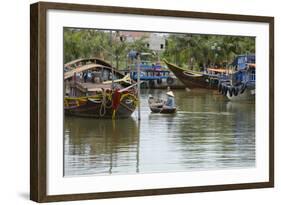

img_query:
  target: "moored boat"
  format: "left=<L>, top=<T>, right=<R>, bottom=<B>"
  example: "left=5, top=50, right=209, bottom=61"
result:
left=64, top=58, right=138, bottom=119
left=218, top=54, right=255, bottom=101
left=64, top=88, right=138, bottom=118
left=164, top=59, right=220, bottom=90
left=122, top=52, right=184, bottom=89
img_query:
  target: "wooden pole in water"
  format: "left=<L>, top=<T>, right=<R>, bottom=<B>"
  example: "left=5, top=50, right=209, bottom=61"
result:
left=137, top=53, right=141, bottom=121
left=110, top=30, right=114, bottom=88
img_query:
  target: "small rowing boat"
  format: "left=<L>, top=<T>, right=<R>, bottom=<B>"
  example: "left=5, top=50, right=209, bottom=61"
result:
left=148, top=95, right=177, bottom=114
left=150, top=106, right=177, bottom=114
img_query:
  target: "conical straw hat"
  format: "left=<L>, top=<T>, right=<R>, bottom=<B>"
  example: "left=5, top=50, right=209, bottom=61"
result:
left=166, top=91, right=174, bottom=97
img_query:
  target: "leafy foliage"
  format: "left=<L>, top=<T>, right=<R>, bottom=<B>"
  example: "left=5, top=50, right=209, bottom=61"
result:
left=162, top=34, right=255, bottom=70
left=64, top=28, right=255, bottom=71
left=64, top=28, right=151, bottom=69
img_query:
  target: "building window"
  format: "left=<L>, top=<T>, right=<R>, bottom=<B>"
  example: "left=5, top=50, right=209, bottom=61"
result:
left=160, top=44, right=164, bottom=49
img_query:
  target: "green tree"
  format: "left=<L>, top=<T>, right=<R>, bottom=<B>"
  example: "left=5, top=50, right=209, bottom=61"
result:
left=162, top=34, right=255, bottom=70
left=63, top=28, right=153, bottom=70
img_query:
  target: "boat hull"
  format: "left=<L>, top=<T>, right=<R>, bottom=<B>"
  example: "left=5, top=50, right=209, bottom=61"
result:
left=150, top=106, right=176, bottom=114
left=164, top=60, right=218, bottom=90
left=64, top=96, right=137, bottom=119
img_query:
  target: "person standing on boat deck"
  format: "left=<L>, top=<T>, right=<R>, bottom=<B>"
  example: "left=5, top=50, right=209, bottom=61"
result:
left=70, top=72, right=77, bottom=97
left=83, top=71, right=88, bottom=83
left=167, top=86, right=171, bottom=92
left=164, top=91, right=175, bottom=108
left=65, top=78, right=70, bottom=96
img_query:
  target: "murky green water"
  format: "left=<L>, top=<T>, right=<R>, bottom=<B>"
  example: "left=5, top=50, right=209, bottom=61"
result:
left=64, top=89, right=255, bottom=176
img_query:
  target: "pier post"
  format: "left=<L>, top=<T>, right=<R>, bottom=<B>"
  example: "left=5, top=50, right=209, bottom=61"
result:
left=110, top=30, right=114, bottom=89
left=137, top=53, right=141, bottom=121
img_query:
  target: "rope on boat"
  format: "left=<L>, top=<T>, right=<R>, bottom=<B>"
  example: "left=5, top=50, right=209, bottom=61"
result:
left=119, top=93, right=138, bottom=107
left=64, top=90, right=138, bottom=118
left=111, top=92, right=138, bottom=119
left=105, top=93, right=113, bottom=108
left=100, top=91, right=108, bottom=117
left=112, top=110, right=116, bottom=119
left=120, top=102, right=136, bottom=112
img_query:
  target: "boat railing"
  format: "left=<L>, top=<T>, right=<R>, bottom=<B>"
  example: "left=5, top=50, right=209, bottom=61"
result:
left=249, top=73, right=256, bottom=81
left=131, top=75, right=170, bottom=81
left=128, top=63, right=165, bottom=70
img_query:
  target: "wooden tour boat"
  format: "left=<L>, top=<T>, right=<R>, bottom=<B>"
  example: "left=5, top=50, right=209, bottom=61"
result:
left=64, top=58, right=138, bottom=119
left=164, top=59, right=220, bottom=90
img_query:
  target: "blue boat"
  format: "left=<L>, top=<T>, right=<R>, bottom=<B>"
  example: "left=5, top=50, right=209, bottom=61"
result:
left=218, top=54, right=256, bottom=101
left=122, top=51, right=184, bottom=88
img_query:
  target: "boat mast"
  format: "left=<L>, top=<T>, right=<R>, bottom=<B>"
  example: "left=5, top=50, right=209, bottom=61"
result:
left=137, top=52, right=141, bottom=121
left=110, top=30, right=114, bottom=88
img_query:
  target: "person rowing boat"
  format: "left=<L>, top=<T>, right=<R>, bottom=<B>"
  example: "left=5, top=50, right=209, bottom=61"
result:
left=148, top=91, right=176, bottom=114
left=163, top=91, right=175, bottom=109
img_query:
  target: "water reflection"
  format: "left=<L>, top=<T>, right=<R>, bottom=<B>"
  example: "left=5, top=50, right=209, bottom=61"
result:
left=64, top=117, right=140, bottom=176
left=64, top=89, right=255, bottom=176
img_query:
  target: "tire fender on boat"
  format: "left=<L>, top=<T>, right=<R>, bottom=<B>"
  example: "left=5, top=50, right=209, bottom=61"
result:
left=233, top=86, right=239, bottom=96
left=166, top=77, right=174, bottom=85
left=218, top=83, right=222, bottom=93
left=141, top=82, right=148, bottom=89
left=221, top=85, right=225, bottom=95
left=149, top=80, right=155, bottom=87
left=157, top=78, right=162, bottom=85
left=228, top=86, right=233, bottom=97
left=240, top=83, right=247, bottom=94
left=223, top=85, right=228, bottom=96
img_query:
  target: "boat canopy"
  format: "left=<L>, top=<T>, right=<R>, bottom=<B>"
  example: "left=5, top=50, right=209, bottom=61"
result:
left=64, top=63, right=127, bottom=81
left=231, top=54, right=255, bottom=70
left=208, top=68, right=233, bottom=74
left=64, top=64, right=113, bottom=80
left=64, top=57, right=112, bottom=70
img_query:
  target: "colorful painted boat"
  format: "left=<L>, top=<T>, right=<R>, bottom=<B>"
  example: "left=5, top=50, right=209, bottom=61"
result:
left=218, top=54, right=255, bottom=101
left=64, top=58, right=138, bottom=119
left=124, top=52, right=184, bottom=89
left=64, top=91, right=137, bottom=118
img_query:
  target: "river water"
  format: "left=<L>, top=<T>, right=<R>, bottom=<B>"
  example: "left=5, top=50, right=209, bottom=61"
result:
left=64, top=89, right=255, bottom=176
